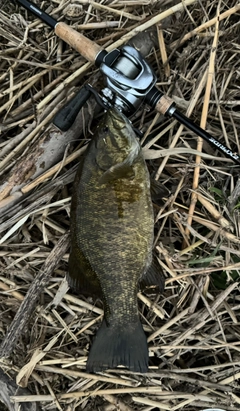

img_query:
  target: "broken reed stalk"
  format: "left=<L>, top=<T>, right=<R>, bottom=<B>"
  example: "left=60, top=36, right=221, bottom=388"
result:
left=154, top=67, right=208, bottom=180
left=0, top=233, right=70, bottom=358
left=185, top=4, right=220, bottom=240
left=0, top=369, right=38, bottom=411
left=170, top=3, right=240, bottom=49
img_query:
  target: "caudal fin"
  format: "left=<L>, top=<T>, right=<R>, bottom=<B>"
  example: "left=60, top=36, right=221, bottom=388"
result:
left=86, top=320, right=148, bottom=373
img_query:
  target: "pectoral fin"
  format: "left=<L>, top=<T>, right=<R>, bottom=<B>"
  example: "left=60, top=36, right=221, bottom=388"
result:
left=139, top=254, right=165, bottom=293
left=68, top=246, right=103, bottom=298
left=99, top=163, right=135, bottom=184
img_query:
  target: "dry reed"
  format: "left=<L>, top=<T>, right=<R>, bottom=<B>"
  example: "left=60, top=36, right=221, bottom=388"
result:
left=0, top=1, right=240, bottom=410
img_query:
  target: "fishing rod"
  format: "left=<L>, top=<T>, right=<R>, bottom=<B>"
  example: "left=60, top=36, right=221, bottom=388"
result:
left=13, top=0, right=240, bottom=165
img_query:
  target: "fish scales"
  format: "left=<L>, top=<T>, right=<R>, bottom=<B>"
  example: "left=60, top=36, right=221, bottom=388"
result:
left=68, top=108, right=157, bottom=373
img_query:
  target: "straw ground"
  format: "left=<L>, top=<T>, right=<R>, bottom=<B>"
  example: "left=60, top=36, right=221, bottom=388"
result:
left=0, top=1, right=240, bottom=410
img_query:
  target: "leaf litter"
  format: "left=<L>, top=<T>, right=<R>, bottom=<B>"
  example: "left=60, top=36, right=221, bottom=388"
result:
left=0, top=1, right=240, bottom=410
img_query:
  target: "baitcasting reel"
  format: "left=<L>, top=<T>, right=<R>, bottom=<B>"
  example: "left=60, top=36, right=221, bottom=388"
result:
left=53, top=44, right=164, bottom=131
left=99, top=45, right=158, bottom=113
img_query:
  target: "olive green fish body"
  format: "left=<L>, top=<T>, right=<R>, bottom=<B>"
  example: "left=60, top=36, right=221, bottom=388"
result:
left=69, top=108, right=154, bottom=372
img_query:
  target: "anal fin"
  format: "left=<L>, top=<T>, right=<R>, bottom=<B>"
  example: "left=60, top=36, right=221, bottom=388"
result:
left=150, top=178, right=170, bottom=205
left=139, top=254, right=165, bottom=293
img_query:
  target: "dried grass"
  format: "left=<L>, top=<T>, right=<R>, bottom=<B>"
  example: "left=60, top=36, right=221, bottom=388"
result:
left=0, top=1, right=240, bottom=410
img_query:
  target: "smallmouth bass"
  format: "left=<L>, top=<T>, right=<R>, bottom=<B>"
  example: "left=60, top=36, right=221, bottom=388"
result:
left=68, top=108, right=164, bottom=373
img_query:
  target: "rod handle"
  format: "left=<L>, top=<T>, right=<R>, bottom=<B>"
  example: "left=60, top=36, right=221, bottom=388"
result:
left=55, top=22, right=103, bottom=62
left=53, top=86, right=92, bottom=131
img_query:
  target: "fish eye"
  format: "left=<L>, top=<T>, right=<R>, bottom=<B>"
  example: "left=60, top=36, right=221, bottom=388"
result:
left=103, top=126, right=109, bottom=133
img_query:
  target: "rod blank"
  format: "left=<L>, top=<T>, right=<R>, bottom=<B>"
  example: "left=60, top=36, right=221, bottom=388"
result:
left=172, top=109, right=240, bottom=165
left=16, top=0, right=57, bottom=28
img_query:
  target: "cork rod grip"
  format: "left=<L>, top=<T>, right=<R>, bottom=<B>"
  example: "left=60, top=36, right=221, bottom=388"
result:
left=55, top=22, right=103, bottom=62
left=155, top=95, right=174, bottom=115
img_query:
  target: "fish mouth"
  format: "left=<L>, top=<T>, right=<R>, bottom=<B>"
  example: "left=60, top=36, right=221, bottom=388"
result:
left=108, top=108, right=128, bottom=129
